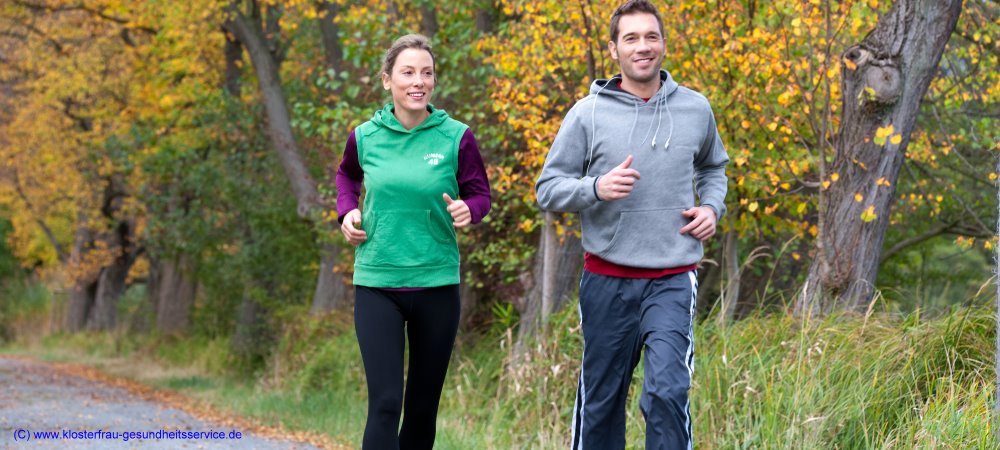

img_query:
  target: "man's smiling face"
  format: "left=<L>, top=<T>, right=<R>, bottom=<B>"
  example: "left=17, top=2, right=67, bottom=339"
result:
left=609, top=12, right=665, bottom=87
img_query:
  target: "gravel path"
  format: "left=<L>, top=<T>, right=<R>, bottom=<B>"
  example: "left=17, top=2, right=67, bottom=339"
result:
left=0, top=357, right=326, bottom=449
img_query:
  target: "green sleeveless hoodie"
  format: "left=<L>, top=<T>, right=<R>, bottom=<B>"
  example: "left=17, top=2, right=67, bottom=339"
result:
left=353, top=104, right=468, bottom=288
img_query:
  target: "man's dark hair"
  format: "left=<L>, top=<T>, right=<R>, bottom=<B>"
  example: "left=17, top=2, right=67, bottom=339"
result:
left=609, top=0, right=664, bottom=42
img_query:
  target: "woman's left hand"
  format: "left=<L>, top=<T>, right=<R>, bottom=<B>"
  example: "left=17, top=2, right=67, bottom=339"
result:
left=443, top=193, right=471, bottom=228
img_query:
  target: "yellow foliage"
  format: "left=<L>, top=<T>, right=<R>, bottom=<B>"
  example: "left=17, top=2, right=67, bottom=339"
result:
left=876, top=125, right=895, bottom=139
left=860, top=205, right=877, bottom=223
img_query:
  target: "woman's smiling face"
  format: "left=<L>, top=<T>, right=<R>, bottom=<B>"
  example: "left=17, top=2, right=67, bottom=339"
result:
left=382, top=48, right=435, bottom=116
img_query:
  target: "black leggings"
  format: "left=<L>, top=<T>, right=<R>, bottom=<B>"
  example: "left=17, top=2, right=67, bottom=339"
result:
left=354, top=285, right=461, bottom=450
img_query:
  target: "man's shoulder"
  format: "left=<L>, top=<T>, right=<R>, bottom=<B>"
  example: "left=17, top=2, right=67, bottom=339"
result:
left=672, top=85, right=713, bottom=110
left=555, top=94, right=598, bottom=124
left=570, top=93, right=599, bottom=110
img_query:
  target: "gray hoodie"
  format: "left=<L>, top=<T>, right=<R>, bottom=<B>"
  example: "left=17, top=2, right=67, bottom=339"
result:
left=536, top=70, right=729, bottom=269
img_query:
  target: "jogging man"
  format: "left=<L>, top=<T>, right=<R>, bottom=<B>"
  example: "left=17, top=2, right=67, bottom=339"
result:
left=535, top=1, right=729, bottom=447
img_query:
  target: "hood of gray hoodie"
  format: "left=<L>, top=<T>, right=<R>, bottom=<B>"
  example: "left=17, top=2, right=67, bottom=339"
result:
left=536, top=69, right=730, bottom=269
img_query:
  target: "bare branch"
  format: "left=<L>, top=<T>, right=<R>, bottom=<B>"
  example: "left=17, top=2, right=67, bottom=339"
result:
left=12, top=0, right=156, bottom=35
left=879, top=221, right=952, bottom=263
left=9, top=168, right=68, bottom=262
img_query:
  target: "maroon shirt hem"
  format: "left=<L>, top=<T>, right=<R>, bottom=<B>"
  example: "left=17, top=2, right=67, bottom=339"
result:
left=584, top=252, right=697, bottom=278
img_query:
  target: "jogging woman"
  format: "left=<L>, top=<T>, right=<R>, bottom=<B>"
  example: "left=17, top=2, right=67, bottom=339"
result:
left=335, top=34, right=491, bottom=449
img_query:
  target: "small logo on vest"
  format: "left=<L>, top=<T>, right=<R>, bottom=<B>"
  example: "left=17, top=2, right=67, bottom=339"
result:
left=423, top=153, right=445, bottom=166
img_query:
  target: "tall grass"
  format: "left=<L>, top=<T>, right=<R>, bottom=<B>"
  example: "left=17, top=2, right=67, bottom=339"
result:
left=436, top=303, right=997, bottom=448
left=692, top=308, right=995, bottom=449
left=0, top=280, right=54, bottom=342
left=5, top=290, right=995, bottom=449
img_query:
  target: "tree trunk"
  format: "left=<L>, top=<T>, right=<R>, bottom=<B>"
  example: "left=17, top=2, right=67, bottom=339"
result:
left=231, top=290, right=271, bottom=361
left=386, top=1, right=401, bottom=24
left=459, top=266, right=479, bottom=330
left=540, top=211, right=559, bottom=321
left=419, top=2, right=438, bottom=37
left=87, top=258, right=127, bottom=330
left=154, top=254, right=198, bottom=334
left=514, top=215, right=582, bottom=355
left=475, top=0, right=497, bottom=34
left=223, top=31, right=243, bottom=97
left=697, top=256, right=721, bottom=317
left=316, top=1, right=343, bottom=72
left=994, top=156, right=999, bottom=434
left=552, top=225, right=583, bottom=313
left=84, top=174, right=139, bottom=331
left=87, top=217, right=135, bottom=330
left=66, top=281, right=97, bottom=332
left=225, top=2, right=348, bottom=313
left=225, top=9, right=322, bottom=218
left=513, top=247, right=543, bottom=358
left=65, top=213, right=97, bottom=332
left=309, top=242, right=350, bottom=314
left=799, top=0, right=962, bottom=314
left=719, top=230, right=739, bottom=324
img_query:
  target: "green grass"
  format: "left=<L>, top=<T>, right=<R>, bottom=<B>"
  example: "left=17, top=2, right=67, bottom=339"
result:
left=3, top=298, right=996, bottom=449
left=689, top=310, right=993, bottom=449
left=0, top=280, right=53, bottom=341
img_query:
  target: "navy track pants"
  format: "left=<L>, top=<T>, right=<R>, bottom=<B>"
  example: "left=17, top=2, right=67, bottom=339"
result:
left=571, top=270, right=698, bottom=450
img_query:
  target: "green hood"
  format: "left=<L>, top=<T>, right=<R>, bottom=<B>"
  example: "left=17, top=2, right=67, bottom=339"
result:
left=370, top=103, right=450, bottom=134
left=351, top=102, right=469, bottom=288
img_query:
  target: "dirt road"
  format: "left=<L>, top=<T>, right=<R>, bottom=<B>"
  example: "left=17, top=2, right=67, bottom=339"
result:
left=0, top=356, right=331, bottom=449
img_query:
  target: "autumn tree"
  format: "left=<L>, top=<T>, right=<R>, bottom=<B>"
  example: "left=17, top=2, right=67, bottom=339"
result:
left=478, top=0, right=605, bottom=349
left=0, top=1, right=152, bottom=331
left=876, top=1, right=999, bottom=305
left=799, top=0, right=963, bottom=313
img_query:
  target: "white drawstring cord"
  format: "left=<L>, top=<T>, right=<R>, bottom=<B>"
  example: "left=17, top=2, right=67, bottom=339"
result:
left=652, top=94, right=675, bottom=150
left=586, top=77, right=617, bottom=176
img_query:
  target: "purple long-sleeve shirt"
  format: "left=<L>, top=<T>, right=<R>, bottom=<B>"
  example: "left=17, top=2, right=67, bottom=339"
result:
left=336, top=128, right=491, bottom=225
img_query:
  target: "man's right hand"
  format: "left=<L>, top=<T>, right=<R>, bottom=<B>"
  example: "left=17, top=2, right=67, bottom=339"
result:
left=596, top=155, right=641, bottom=201
left=340, top=208, right=367, bottom=246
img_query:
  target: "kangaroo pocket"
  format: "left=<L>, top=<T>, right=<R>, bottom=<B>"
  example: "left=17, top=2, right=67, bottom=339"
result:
left=356, top=209, right=456, bottom=269
left=599, top=208, right=703, bottom=268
